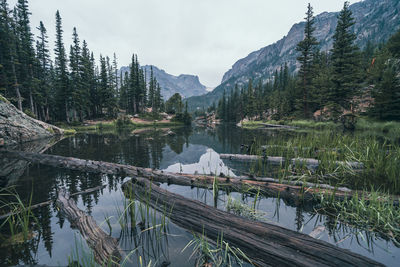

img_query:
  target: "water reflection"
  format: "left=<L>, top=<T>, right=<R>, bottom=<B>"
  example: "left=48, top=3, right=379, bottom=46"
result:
left=164, top=148, right=236, bottom=176
left=0, top=125, right=399, bottom=266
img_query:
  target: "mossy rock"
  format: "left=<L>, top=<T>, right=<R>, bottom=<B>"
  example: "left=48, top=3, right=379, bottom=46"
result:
left=0, top=94, right=10, bottom=104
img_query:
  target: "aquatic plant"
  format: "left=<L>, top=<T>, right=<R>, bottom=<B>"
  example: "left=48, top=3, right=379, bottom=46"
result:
left=0, top=187, right=38, bottom=242
left=317, top=189, right=400, bottom=244
left=182, top=230, right=253, bottom=267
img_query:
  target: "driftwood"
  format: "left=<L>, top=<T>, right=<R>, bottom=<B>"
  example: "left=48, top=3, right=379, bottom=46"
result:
left=0, top=185, right=105, bottom=220
left=122, top=177, right=383, bottom=267
left=56, top=188, right=121, bottom=265
left=219, top=153, right=364, bottom=169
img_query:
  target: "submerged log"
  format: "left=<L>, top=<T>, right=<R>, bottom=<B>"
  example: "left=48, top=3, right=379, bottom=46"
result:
left=122, top=177, right=383, bottom=267
left=56, top=188, right=121, bottom=265
left=219, top=153, right=364, bottom=169
left=0, top=185, right=106, bottom=220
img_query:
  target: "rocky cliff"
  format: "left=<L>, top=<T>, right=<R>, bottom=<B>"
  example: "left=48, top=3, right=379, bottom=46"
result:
left=120, top=65, right=207, bottom=100
left=187, top=0, right=400, bottom=110
left=0, top=96, right=63, bottom=146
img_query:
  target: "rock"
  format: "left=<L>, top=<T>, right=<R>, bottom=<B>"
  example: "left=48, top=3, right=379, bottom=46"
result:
left=133, top=114, right=139, bottom=118
left=0, top=97, right=64, bottom=146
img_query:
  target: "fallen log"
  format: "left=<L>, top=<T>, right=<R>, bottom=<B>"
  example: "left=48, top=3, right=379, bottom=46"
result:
left=0, top=150, right=357, bottom=204
left=219, top=153, right=364, bottom=169
left=2, top=150, right=397, bottom=207
left=0, top=185, right=106, bottom=220
left=56, top=188, right=121, bottom=265
left=122, top=177, right=383, bottom=267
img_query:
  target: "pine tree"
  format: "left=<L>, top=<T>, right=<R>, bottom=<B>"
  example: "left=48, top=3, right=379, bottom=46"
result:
left=296, top=3, right=319, bottom=118
left=35, top=21, right=52, bottom=121
left=15, top=0, right=36, bottom=114
left=54, top=10, right=69, bottom=122
left=329, top=1, right=361, bottom=121
left=80, top=40, right=92, bottom=118
left=0, top=0, right=23, bottom=110
left=69, top=27, right=82, bottom=121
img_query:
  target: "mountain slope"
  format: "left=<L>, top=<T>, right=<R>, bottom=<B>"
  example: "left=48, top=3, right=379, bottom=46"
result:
left=187, top=0, right=400, bottom=111
left=120, top=65, right=207, bottom=100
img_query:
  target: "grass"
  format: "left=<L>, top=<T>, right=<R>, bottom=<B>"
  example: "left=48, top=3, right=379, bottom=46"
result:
left=317, top=189, right=400, bottom=245
left=0, top=187, right=38, bottom=244
left=182, top=230, right=253, bottom=267
left=226, top=196, right=265, bottom=221
left=241, top=118, right=400, bottom=134
left=245, top=130, right=400, bottom=194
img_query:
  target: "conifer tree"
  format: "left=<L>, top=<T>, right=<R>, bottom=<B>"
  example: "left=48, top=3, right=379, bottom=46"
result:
left=35, top=21, right=52, bottom=121
left=296, top=3, right=319, bottom=118
left=15, top=0, right=35, bottom=113
left=54, top=10, right=69, bottom=122
left=329, top=1, right=361, bottom=120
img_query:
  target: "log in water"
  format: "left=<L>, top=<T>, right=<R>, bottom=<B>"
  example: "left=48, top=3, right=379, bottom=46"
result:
left=219, top=153, right=364, bottom=169
left=122, top=177, right=383, bottom=267
left=56, top=188, right=121, bottom=265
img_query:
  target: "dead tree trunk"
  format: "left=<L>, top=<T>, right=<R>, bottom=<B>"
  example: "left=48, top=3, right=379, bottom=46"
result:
left=2, top=150, right=397, bottom=207
left=0, top=150, right=358, bottom=204
left=122, top=177, right=383, bottom=267
left=219, top=154, right=364, bottom=169
left=56, top=188, right=121, bottom=265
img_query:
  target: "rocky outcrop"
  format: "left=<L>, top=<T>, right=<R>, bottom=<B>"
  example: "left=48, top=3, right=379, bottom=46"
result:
left=120, top=65, right=207, bottom=100
left=187, top=0, right=400, bottom=110
left=0, top=96, right=63, bottom=146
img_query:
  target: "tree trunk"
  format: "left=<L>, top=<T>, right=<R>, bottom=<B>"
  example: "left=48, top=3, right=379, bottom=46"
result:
left=219, top=154, right=364, bottom=169
left=122, top=177, right=383, bottom=267
left=1, top=150, right=395, bottom=207
left=56, top=188, right=121, bottom=265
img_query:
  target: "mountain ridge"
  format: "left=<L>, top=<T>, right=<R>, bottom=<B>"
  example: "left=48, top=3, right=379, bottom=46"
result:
left=119, top=65, right=207, bottom=100
left=187, top=0, right=400, bottom=111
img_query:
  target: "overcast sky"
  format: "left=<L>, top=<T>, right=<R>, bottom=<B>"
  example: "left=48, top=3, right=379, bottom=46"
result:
left=10, top=0, right=360, bottom=87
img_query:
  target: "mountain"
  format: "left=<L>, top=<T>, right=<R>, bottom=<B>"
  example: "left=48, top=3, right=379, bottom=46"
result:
left=119, top=65, right=207, bottom=100
left=187, top=0, right=400, bottom=111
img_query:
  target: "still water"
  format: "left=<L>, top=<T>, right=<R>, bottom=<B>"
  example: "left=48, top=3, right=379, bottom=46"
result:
left=0, top=125, right=399, bottom=266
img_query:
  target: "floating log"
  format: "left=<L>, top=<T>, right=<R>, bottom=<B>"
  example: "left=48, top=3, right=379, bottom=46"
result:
left=56, top=188, right=121, bottom=265
left=0, top=185, right=106, bottom=220
left=219, top=153, right=364, bottom=169
left=0, top=150, right=358, bottom=204
left=122, top=177, right=383, bottom=267
left=2, top=150, right=397, bottom=207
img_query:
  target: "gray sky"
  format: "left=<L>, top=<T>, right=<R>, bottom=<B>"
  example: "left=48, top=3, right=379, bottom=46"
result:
left=10, top=0, right=360, bottom=87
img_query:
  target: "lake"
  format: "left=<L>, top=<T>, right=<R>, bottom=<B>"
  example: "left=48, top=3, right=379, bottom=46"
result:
left=0, top=125, right=399, bottom=266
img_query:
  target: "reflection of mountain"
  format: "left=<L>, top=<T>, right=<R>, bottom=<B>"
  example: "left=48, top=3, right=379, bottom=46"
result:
left=160, top=144, right=208, bottom=169
left=163, top=148, right=236, bottom=177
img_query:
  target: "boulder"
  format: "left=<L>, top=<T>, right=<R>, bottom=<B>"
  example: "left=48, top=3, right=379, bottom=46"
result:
left=0, top=96, right=64, bottom=146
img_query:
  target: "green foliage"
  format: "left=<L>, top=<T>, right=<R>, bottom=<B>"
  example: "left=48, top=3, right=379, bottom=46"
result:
left=165, top=93, right=183, bottom=114
left=296, top=3, right=319, bottom=118
left=328, top=1, right=362, bottom=121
